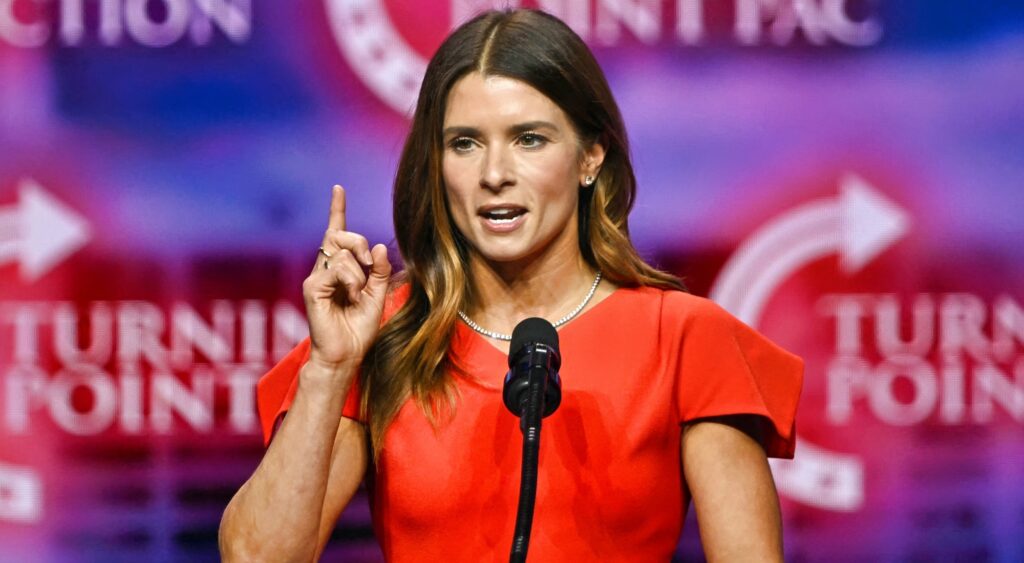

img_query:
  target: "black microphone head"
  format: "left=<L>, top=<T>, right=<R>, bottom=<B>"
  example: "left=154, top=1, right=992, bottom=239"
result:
left=505, top=317, right=562, bottom=418
left=509, top=317, right=559, bottom=363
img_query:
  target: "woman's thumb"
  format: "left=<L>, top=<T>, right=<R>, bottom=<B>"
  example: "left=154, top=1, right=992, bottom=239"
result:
left=365, top=244, right=392, bottom=300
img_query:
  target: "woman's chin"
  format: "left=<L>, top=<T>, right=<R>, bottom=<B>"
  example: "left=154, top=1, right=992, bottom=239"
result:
left=464, top=226, right=579, bottom=271
left=474, top=246, right=532, bottom=266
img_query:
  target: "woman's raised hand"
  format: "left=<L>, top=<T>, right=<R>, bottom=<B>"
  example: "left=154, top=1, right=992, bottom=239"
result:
left=302, top=185, right=392, bottom=372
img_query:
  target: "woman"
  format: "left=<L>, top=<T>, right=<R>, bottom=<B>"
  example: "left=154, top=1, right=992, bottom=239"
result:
left=220, top=8, right=802, bottom=562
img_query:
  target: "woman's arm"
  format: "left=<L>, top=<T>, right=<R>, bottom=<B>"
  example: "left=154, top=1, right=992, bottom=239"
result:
left=681, top=415, right=784, bottom=563
left=219, top=185, right=390, bottom=561
left=220, top=187, right=391, bottom=560
left=219, top=360, right=368, bottom=562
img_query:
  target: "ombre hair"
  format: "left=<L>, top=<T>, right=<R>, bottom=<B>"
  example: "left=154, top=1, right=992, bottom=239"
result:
left=360, top=8, right=684, bottom=457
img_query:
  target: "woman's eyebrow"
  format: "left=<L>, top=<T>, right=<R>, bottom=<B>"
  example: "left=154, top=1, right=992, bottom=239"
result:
left=442, top=125, right=480, bottom=138
left=507, top=120, right=558, bottom=134
left=442, top=121, right=559, bottom=138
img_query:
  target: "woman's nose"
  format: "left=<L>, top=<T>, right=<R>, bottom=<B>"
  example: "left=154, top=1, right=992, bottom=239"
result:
left=479, top=145, right=515, bottom=192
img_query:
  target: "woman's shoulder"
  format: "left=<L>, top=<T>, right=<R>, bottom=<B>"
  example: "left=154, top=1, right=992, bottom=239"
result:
left=615, top=285, right=725, bottom=321
left=603, top=285, right=755, bottom=349
left=382, top=279, right=413, bottom=320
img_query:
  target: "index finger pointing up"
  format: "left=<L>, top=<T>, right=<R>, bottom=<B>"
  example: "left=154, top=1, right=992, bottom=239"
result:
left=328, top=184, right=346, bottom=231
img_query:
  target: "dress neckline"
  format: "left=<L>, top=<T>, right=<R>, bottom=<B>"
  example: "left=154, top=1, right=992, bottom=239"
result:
left=454, top=285, right=630, bottom=361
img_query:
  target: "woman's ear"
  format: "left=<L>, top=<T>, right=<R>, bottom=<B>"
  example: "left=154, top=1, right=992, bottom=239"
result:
left=579, top=140, right=607, bottom=187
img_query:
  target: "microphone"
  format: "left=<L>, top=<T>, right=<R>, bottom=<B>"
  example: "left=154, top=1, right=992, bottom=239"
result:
left=504, top=318, right=562, bottom=563
left=503, top=317, right=562, bottom=421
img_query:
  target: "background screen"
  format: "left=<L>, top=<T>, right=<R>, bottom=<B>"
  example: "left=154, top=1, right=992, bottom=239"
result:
left=1, top=1, right=1023, bottom=561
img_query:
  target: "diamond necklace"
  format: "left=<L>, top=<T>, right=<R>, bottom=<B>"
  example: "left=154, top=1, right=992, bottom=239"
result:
left=457, top=271, right=603, bottom=341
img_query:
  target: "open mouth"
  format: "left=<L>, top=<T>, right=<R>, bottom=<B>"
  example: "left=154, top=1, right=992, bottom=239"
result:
left=479, top=206, right=527, bottom=224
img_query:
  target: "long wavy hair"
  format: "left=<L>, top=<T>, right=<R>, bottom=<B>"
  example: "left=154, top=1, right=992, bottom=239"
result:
left=360, top=8, right=685, bottom=458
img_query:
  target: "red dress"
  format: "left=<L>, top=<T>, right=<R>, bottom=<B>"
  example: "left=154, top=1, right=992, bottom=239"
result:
left=256, top=286, right=804, bottom=561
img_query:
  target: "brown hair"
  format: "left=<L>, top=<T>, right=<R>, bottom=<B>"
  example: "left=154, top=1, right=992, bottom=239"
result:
left=360, top=9, right=684, bottom=457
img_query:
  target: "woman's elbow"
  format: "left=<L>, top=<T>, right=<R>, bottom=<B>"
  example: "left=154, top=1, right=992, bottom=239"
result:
left=218, top=495, right=316, bottom=563
left=218, top=498, right=256, bottom=562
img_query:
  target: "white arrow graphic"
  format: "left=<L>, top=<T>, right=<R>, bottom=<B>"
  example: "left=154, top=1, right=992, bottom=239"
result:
left=0, top=461, right=42, bottom=524
left=710, top=173, right=910, bottom=511
left=0, top=177, right=91, bottom=282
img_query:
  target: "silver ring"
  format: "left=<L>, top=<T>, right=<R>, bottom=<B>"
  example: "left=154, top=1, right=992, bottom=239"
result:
left=318, top=246, right=332, bottom=258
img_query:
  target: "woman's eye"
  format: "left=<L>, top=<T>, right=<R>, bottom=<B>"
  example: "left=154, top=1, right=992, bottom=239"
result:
left=518, top=133, right=546, bottom=148
left=449, top=138, right=475, bottom=152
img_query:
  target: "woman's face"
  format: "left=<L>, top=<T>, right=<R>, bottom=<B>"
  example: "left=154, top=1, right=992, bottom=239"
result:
left=441, top=72, right=603, bottom=269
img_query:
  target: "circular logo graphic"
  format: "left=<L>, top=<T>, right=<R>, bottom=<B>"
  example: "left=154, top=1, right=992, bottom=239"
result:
left=324, top=0, right=449, bottom=115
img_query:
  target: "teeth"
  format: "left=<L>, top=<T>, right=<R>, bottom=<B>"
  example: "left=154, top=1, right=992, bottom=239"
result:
left=483, top=208, right=524, bottom=221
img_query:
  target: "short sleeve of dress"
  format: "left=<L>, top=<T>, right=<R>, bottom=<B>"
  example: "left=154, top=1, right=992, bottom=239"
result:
left=673, top=295, right=804, bottom=459
left=255, top=337, right=363, bottom=447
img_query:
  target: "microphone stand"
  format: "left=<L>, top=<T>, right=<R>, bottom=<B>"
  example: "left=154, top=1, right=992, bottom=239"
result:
left=509, top=362, right=548, bottom=563
left=503, top=319, right=561, bottom=563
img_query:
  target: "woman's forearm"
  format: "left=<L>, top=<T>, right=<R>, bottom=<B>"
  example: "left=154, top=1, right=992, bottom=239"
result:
left=219, top=361, right=356, bottom=562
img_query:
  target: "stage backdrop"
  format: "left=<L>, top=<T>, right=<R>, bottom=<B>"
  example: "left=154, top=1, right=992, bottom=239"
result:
left=2, top=1, right=1023, bottom=561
